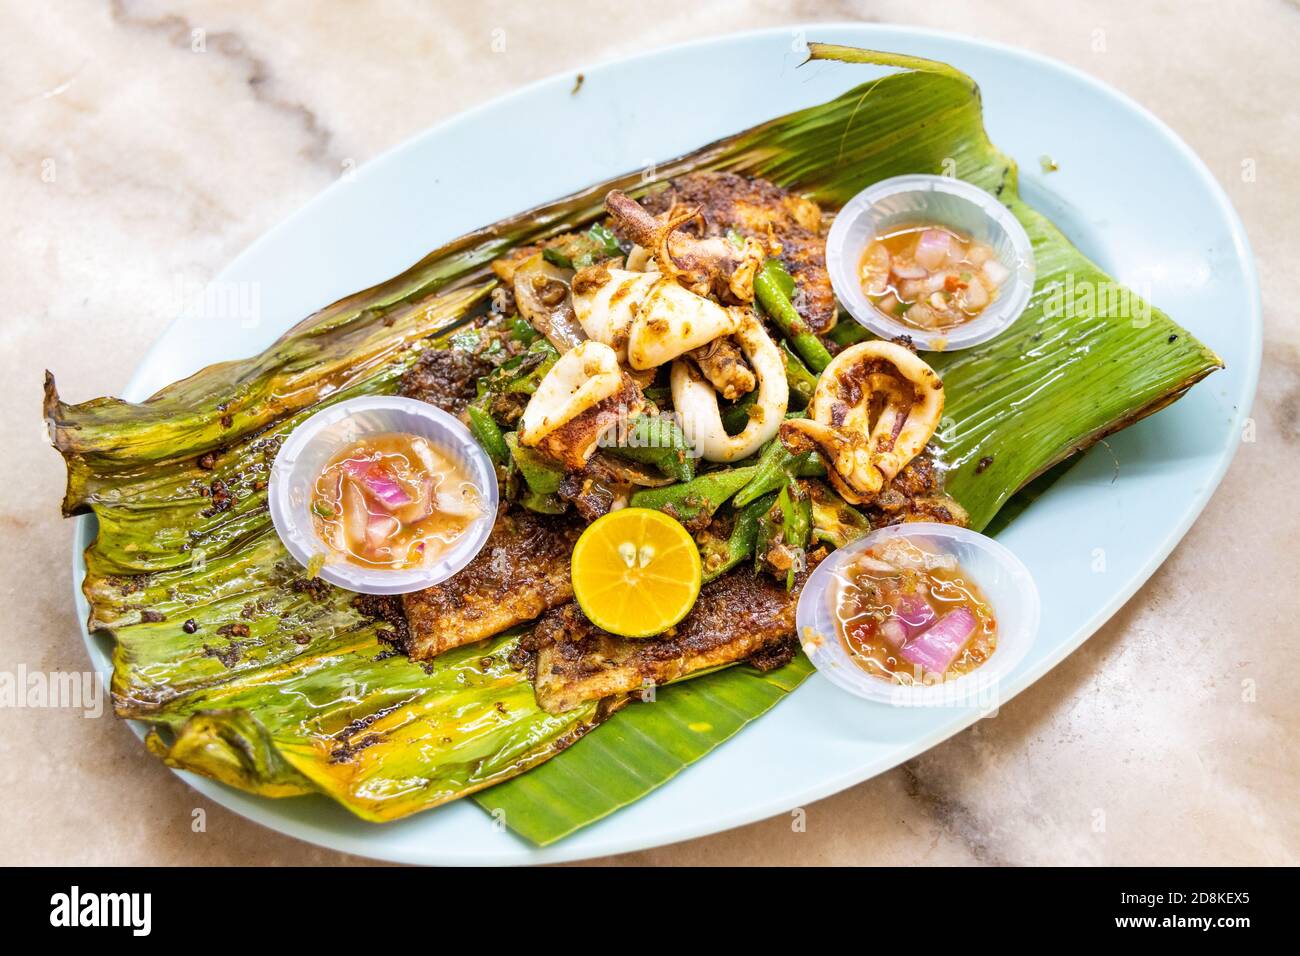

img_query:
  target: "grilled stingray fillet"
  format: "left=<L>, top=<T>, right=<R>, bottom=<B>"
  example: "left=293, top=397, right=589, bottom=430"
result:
left=527, top=567, right=803, bottom=714
left=402, top=509, right=580, bottom=660
left=641, top=171, right=837, bottom=333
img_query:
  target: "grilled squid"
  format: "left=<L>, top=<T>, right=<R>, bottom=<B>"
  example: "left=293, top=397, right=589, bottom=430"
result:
left=502, top=253, right=586, bottom=352
left=520, top=341, right=642, bottom=468
left=571, top=264, right=747, bottom=372
left=605, top=190, right=767, bottom=303
left=671, top=311, right=788, bottom=462
left=779, top=341, right=944, bottom=504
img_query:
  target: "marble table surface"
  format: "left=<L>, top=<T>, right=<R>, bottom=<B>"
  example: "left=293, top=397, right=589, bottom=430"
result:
left=3, top=0, right=1296, bottom=866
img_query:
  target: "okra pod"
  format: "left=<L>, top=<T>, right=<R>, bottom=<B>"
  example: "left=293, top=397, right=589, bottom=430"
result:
left=777, top=482, right=812, bottom=549
left=605, top=414, right=696, bottom=482
left=630, top=465, right=759, bottom=530
left=807, top=479, right=871, bottom=548
left=754, top=259, right=833, bottom=373
left=505, top=432, right=564, bottom=495
left=826, top=318, right=871, bottom=347
left=701, top=492, right=776, bottom=583
left=780, top=342, right=818, bottom=407
left=732, top=426, right=826, bottom=508
left=466, top=404, right=511, bottom=465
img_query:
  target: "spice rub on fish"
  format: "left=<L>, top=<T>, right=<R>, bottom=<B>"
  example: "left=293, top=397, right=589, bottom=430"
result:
left=639, top=171, right=837, bottom=333
left=401, top=509, right=581, bottom=660
left=522, top=567, right=804, bottom=714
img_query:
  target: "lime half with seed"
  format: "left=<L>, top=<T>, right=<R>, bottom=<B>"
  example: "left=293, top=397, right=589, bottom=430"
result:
left=570, top=507, right=702, bottom=638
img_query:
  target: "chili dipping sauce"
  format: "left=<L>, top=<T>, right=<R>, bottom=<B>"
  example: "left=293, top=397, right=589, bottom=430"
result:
left=311, top=432, right=481, bottom=571
left=834, top=537, right=997, bottom=684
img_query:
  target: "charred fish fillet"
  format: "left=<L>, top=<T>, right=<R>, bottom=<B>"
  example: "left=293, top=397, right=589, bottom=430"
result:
left=401, top=510, right=581, bottom=660
left=526, top=567, right=803, bottom=714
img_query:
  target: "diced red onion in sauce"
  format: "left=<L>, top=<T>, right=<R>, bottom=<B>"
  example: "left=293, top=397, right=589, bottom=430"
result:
left=894, top=593, right=938, bottom=636
left=913, top=229, right=953, bottom=270
left=879, top=617, right=908, bottom=648
left=982, top=259, right=1011, bottom=287
left=364, top=513, right=399, bottom=552
left=343, top=460, right=411, bottom=508
left=898, top=607, right=978, bottom=674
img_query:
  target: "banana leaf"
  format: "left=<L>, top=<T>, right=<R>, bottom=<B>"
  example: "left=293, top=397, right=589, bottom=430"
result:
left=48, top=44, right=1219, bottom=839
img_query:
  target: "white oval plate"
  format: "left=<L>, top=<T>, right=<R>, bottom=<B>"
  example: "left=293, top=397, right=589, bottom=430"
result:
left=72, top=24, right=1260, bottom=865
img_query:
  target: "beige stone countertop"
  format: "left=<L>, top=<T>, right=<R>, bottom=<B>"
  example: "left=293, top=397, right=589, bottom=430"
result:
left=2, top=0, right=1296, bottom=865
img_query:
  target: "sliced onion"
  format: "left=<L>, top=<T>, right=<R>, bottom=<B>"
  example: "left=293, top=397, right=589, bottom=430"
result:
left=343, top=459, right=411, bottom=509
left=893, top=263, right=928, bottom=281
left=898, top=278, right=926, bottom=300
left=904, top=302, right=937, bottom=328
left=860, top=243, right=892, bottom=295
left=393, top=475, right=436, bottom=525
left=879, top=617, right=907, bottom=648
left=899, top=607, right=978, bottom=675
left=963, top=279, right=990, bottom=310
left=894, top=593, right=937, bottom=635
left=914, top=230, right=952, bottom=270
left=342, top=479, right=369, bottom=551
left=852, top=555, right=901, bottom=575
left=435, top=481, right=482, bottom=519
left=982, top=259, right=1011, bottom=287
left=924, top=272, right=949, bottom=293
left=364, top=513, right=399, bottom=553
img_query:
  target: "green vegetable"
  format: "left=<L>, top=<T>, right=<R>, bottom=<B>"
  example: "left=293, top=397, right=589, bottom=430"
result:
left=826, top=320, right=871, bottom=347
left=311, top=501, right=335, bottom=519
left=754, top=259, right=834, bottom=372
left=642, top=384, right=672, bottom=408
left=519, top=489, right=568, bottom=514
left=700, top=492, right=775, bottom=583
left=604, top=414, right=696, bottom=482
left=780, top=342, right=817, bottom=407
left=807, top=480, right=871, bottom=548
left=732, top=427, right=825, bottom=507
left=752, top=499, right=779, bottom=573
left=466, top=404, right=510, bottom=465
left=476, top=338, right=559, bottom=400
left=505, top=432, right=564, bottom=495
left=777, top=482, right=812, bottom=549
left=449, top=328, right=481, bottom=352
left=540, top=223, right=624, bottom=270
left=630, top=465, right=759, bottom=529
left=508, top=315, right=542, bottom=345
left=720, top=390, right=758, bottom=435
left=541, top=247, right=572, bottom=268
left=585, top=222, right=622, bottom=258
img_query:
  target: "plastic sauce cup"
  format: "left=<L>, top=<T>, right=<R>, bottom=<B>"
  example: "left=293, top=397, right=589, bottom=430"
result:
left=826, top=174, right=1036, bottom=351
left=268, top=395, right=498, bottom=595
left=796, top=522, right=1040, bottom=708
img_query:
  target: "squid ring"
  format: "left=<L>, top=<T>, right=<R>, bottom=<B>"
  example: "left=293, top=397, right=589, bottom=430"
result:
left=779, top=341, right=944, bottom=504
left=671, top=311, right=788, bottom=462
left=572, top=265, right=742, bottom=369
